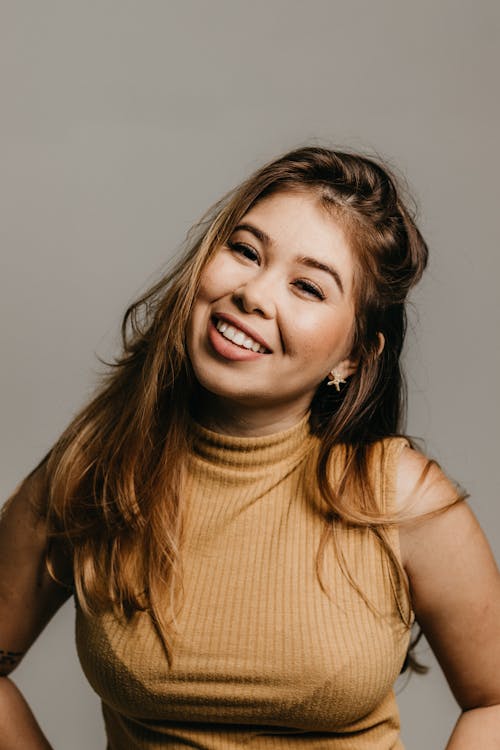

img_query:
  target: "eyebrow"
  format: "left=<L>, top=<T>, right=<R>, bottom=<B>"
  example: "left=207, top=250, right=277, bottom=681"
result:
left=233, top=223, right=270, bottom=245
left=232, top=222, right=345, bottom=295
left=296, top=256, right=345, bottom=295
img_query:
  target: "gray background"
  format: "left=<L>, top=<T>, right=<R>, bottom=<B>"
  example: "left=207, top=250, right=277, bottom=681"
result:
left=1, top=1, right=499, bottom=748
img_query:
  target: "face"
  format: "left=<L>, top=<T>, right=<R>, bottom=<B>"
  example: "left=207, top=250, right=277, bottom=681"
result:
left=186, top=190, right=357, bottom=427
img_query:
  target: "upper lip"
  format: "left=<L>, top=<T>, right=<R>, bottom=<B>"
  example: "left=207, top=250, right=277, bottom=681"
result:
left=212, top=312, right=273, bottom=352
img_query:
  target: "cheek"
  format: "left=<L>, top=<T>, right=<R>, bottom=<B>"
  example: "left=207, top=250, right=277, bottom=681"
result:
left=288, top=310, right=354, bottom=361
left=197, top=271, right=217, bottom=302
left=197, top=257, right=232, bottom=302
left=187, top=262, right=230, bottom=347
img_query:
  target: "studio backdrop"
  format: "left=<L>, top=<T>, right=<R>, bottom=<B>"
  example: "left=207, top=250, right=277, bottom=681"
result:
left=1, top=2, right=499, bottom=748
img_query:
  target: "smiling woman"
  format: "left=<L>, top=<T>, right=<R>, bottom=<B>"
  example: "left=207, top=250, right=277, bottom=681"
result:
left=187, top=191, right=357, bottom=433
left=1, top=146, right=500, bottom=750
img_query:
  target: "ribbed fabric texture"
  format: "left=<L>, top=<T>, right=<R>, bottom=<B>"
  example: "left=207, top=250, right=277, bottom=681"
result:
left=75, top=416, right=412, bottom=749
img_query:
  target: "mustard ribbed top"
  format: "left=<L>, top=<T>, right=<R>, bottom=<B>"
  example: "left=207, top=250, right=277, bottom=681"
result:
left=75, top=415, right=412, bottom=749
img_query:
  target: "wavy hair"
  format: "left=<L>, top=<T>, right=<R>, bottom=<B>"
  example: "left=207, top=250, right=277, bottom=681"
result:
left=36, top=146, right=457, bottom=668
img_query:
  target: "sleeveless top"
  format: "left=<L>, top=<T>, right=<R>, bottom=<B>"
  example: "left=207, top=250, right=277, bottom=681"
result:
left=75, top=415, right=413, bottom=749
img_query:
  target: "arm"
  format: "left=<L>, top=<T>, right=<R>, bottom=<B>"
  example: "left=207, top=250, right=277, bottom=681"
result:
left=0, top=679, right=53, bottom=750
left=397, top=447, right=500, bottom=749
left=0, top=465, right=73, bottom=749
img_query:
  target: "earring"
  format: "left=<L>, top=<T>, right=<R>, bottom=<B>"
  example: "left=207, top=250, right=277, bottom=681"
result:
left=327, top=370, right=346, bottom=391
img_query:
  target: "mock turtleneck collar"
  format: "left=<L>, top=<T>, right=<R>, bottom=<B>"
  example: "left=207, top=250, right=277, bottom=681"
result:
left=188, top=412, right=313, bottom=471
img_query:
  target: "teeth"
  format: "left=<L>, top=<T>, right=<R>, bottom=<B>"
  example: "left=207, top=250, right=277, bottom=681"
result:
left=215, top=318, right=267, bottom=353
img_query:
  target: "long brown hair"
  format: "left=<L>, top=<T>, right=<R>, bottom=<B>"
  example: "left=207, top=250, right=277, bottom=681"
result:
left=38, top=146, right=452, bottom=666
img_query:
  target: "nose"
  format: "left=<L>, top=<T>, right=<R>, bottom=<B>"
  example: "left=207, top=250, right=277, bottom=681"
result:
left=232, top=272, right=277, bottom=319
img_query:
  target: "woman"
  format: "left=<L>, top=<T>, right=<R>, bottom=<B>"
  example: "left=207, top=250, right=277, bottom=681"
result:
left=1, top=147, right=499, bottom=749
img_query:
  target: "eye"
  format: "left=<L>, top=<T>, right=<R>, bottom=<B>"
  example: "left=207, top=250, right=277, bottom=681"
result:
left=293, top=279, right=325, bottom=300
left=227, top=241, right=260, bottom=263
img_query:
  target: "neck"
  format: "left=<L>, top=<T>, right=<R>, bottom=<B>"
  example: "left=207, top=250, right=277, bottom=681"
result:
left=192, top=390, right=311, bottom=437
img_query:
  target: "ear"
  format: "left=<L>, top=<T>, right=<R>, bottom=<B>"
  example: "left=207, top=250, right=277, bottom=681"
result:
left=328, top=332, right=385, bottom=382
left=339, top=356, right=358, bottom=378
left=328, top=354, right=358, bottom=382
left=377, top=332, right=385, bottom=356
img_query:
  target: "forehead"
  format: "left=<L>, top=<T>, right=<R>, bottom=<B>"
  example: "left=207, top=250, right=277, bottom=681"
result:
left=236, top=190, right=356, bottom=295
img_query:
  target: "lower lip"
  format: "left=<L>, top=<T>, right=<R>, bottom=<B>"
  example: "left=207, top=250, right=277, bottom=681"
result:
left=207, top=319, right=268, bottom=361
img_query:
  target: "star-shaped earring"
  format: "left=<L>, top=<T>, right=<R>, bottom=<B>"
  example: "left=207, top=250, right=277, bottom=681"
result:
left=327, top=370, right=346, bottom=391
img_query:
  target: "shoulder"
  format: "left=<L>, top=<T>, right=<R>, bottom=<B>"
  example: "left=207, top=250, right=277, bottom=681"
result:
left=394, top=443, right=463, bottom=517
left=395, top=443, right=472, bottom=577
left=392, top=450, right=500, bottom=710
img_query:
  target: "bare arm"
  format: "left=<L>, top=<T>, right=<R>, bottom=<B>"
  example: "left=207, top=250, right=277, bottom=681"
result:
left=0, top=465, right=72, bottom=749
left=0, top=678, right=53, bottom=750
left=398, top=447, right=500, bottom=749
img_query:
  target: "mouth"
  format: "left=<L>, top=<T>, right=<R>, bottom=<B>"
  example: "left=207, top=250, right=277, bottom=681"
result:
left=212, top=314, right=272, bottom=354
